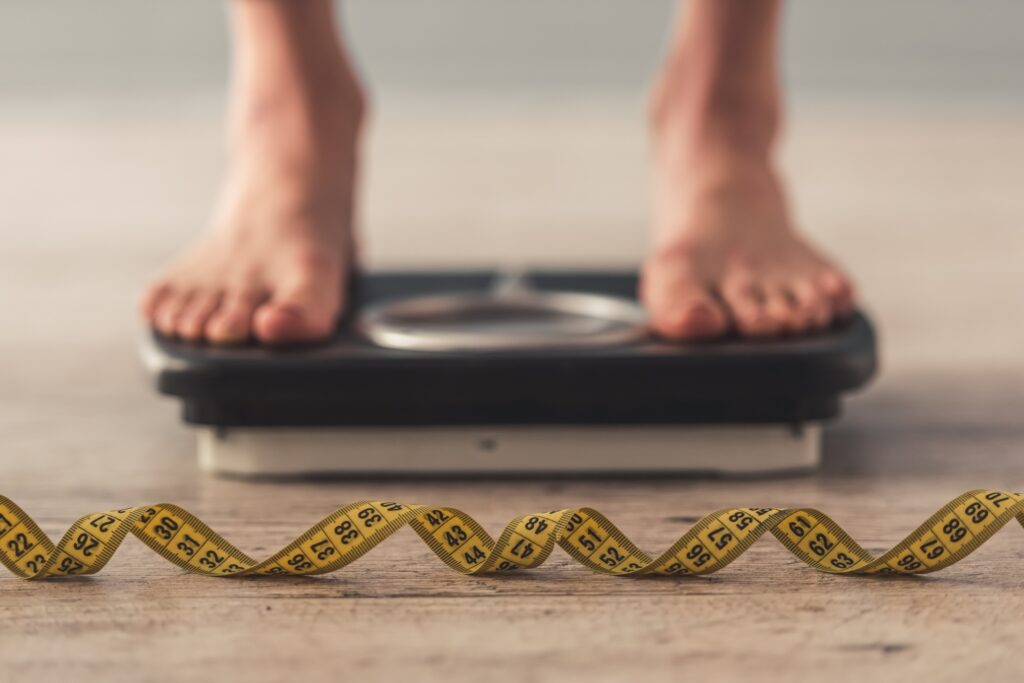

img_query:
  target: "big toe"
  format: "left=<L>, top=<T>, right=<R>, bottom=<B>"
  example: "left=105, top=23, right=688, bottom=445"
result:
left=657, top=297, right=729, bottom=341
left=643, top=259, right=729, bottom=341
left=253, top=298, right=339, bottom=345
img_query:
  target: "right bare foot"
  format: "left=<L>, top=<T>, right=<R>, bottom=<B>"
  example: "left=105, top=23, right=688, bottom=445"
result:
left=641, top=0, right=855, bottom=342
left=140, top=0, right=364, bottom=345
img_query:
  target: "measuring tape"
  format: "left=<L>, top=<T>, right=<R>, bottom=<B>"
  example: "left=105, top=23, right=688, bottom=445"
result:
left=2, top=489, right=1022, bottom=580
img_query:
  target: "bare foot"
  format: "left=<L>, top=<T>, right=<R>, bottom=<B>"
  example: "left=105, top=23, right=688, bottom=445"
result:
left=642, top=89, right=855, bottom=341
left=140, top=79, right=363, bottom=345
left=140, top=0, right=364, bottom=345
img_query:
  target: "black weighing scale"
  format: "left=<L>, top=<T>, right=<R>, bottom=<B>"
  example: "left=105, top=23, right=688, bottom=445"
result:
left=142, top=270, right=876, bottom=476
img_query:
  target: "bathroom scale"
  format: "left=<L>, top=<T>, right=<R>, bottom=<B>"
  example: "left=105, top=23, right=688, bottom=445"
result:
left=141, top=270, right=877, bottom=476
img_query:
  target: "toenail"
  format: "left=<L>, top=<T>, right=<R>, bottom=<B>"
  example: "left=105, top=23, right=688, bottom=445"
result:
left=208, top=327, right=246, bottom=344
left=209, top=321, right=243, bottom=339
left=674, top=304, right=711, bottom=325
left=666, top=312, right=689, bottom=330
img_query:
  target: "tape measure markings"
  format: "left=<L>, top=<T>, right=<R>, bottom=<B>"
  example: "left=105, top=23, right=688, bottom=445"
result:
left=2, top=490, right=1022, bottom=580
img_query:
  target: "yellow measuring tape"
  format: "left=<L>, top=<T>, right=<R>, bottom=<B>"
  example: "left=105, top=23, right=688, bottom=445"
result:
left=2, top=489, right=1022, bottom=580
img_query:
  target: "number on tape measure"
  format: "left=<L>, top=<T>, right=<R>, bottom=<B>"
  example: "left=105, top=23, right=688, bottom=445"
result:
left=0, top=491, right=1022, bottom=580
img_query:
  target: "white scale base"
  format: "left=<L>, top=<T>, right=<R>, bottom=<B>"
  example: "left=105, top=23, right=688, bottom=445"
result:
left=197, top=423, right=821, bottom=477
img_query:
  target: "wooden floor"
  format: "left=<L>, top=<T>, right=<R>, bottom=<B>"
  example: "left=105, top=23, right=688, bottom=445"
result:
left=1, top=101, right=1023, bottom=681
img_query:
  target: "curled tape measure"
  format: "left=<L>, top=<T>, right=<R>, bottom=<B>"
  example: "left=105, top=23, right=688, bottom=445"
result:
left=2, top=490, right=1022, bottom=580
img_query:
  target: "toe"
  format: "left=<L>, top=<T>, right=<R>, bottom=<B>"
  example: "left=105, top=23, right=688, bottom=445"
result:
left=762, top=285, right=798, bottom=332
left=253, top=302, right=337, bottom=344
left=642, top=257, right=729, bottom=341
left=786, top=279, right=832, bottom=331
left=817, top=269, right=855, bottom=318
left=175, top=292, right=223, bottom=341
left=253, top=277, right=341, bottom=345
left=139, top=281, right=172, bottom=321
left=722, top=281, right=782, bottom=338
left=205, top=290, right=262, bottom=345
left=154, top=292, right=192, bottom=337
left=655, top=294, right=729, bottom=341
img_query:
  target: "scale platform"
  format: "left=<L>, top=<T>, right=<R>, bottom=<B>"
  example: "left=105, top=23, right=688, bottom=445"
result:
left=142, top=271, right=877, bottom=476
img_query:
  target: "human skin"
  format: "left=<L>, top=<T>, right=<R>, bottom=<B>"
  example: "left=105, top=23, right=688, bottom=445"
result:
left=140, top=0, right=853, bottom=344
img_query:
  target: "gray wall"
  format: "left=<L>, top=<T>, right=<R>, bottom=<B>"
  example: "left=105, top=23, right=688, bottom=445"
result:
left=1, top=0, right=1022, bottom=104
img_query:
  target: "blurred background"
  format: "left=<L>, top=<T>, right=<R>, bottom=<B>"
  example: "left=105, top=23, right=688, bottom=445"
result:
left=0, top=0, right=1022, bottom=390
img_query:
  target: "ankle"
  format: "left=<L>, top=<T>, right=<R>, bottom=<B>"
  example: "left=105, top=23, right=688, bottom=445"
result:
left=232, top=70, right=366, bottom=133
left=650, top=110, right=792, bottom=251
left=649, top=58, right=780, bottom=164
left=225, top=75, right=367, bottom=176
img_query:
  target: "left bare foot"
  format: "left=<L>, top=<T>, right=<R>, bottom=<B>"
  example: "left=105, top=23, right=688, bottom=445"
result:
left=642, top=79, right=855, bottom=341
